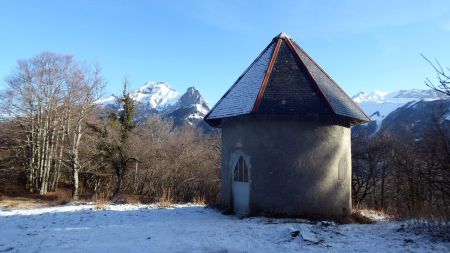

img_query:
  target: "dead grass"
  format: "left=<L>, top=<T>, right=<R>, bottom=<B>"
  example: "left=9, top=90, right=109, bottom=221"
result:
left=158, top=197, right=173, bottom=208
left=122, top=194, right=140, bottom=204
left=192, top=195, right=206, bottom=205
left=47, top=188, right=73, bottom=205
left=350, top=210, right=376, bottom=224
left=0, top=196, right=51, bottom=209
left=92, top=193, right=110, bottom=210
left=157, top=188, right=174, bottom=208
left=0, top=188, right=77, bottom=210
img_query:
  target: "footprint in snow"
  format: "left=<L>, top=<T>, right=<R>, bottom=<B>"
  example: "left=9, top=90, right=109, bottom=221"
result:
left=0, top=246, right=14, bottom=252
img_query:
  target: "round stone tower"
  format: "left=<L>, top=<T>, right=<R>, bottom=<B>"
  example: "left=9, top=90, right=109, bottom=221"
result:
left=205, top=33, right=370, bottom=217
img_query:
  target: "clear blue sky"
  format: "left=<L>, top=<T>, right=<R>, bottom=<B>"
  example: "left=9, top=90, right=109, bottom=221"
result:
left=1, top=0, right=450, bottom=105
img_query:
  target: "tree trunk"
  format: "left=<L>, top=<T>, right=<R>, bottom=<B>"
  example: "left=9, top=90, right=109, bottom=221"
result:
left=112, top=167, right=124, bottom=202
left=380, top=165, right=386, bottom=210
left=70, top=115, right=83, bottom=199
left=133, top=160, right=138, bottom=193
left=72, top=168, right=80, bottom=200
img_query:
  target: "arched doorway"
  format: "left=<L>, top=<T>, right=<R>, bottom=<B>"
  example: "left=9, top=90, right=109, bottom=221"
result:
left=232, top=155, right=250, bottom=215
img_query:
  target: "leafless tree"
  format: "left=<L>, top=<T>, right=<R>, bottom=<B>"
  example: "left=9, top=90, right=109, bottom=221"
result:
left=63, top=65, right=104, bottom=199
left=422, top=54, right=450, bottom=96
left=1, top=52, right=104, bottom=196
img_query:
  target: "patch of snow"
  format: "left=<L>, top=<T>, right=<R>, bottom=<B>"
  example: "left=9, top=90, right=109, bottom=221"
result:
left=130, top=81, right=180, bottom=111
left=188, top=112, right=205, bottom=120
left=195, top=104, right=209, bottom=115
left=445, top=112, right=450, bottom=121
left=95, top=95, right=117, bottom=106
left=0, top=204, right=448, bottom=253
left=298, top=224, right=318, bottom=242
left=357, top=209, right=389, bottom=222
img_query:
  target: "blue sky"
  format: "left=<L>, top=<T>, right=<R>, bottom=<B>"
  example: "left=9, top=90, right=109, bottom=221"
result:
left=1, top=0, right=450, bottom=105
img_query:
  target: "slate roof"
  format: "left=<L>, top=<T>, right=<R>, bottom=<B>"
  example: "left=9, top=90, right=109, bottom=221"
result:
left=205, top=32, right=371, bottom=127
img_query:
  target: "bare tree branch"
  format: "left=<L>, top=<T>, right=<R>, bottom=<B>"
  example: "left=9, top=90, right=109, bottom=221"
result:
left=422, top=54, right=450, bottom=96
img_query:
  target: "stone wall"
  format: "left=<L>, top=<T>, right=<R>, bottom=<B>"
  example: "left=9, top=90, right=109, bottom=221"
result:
left=220, top=115, right=351, bottom=217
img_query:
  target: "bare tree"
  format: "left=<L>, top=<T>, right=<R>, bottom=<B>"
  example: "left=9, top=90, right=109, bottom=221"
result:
left=422, top=54, right=450, bottom=96
left=1, top=52, right=104, bottom=196
left=64, top=65, right=104, bottom=199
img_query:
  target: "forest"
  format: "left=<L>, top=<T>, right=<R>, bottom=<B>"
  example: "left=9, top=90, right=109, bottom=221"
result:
left=0, top=52, right=220, bottom=205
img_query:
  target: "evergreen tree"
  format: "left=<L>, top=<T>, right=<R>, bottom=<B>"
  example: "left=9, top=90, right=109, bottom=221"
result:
left=93, top=81, right=137, bottom=202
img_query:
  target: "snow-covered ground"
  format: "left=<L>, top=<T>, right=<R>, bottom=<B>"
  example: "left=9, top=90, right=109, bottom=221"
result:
left=0, top=204, right=448, bottom=253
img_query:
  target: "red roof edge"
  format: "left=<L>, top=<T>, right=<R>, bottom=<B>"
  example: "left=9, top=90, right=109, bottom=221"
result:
left=284, top=38, right=336, bottom=114
left=290, top=39, right=371, bottom=122
left=252, top=38, right=282, bottom=113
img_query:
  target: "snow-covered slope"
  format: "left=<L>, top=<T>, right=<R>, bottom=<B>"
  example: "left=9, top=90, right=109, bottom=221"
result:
left=97, top=82, right=210, bottom=127
left=131, top=82, right=180, bottom=112
left=353, top=89, right=448, bottom=128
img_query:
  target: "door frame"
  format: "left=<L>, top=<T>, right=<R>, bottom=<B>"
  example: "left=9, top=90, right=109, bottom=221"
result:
left=229, top=149, right=251, bottom=215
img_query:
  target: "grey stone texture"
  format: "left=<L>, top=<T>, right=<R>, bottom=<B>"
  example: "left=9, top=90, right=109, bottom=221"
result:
left=220, top=115, right=352, bottom=217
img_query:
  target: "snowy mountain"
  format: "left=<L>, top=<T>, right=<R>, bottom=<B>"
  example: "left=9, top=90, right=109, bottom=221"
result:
left=353, top=89, right=448, bottom=127
left=98, top=84, right=449, bottom=134
left=131, top=82, right=180, bottom=112
left=97, top=82, right=210, bottom=127
left=352, top=89, right=449, bottom=136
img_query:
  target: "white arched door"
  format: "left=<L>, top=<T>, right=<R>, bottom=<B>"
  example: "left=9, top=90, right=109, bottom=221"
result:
left=232, top=156, right=250, bottom=215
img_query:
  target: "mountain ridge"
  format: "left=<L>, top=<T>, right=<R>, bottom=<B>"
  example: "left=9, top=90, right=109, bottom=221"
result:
left=97, top=81, right=210, bottom=127
left=353, top=89, right=448, bottom=129
left=97, top=83, right=449, bottom=134
left=352, top=88, right=449, bottom=138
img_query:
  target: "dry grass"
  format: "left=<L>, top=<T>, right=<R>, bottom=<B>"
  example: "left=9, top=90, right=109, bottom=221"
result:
left=122, top=194, right=140, bottom=204
left=192, top=195, right=206, bottom=206
left=350, top=210, right=377, bottom=224
left=158, top=197, right=173, bottom=208
left=92, top=193, right=110, bottom=210
left=53, top=188, right=72, bottom=205
left=0, top=196, right=50, bottom=209
left=157, top=188, right=174, bottom=208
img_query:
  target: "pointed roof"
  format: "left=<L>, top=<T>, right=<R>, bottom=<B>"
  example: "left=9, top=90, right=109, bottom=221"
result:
left=205, top=33, right=371, bottom=127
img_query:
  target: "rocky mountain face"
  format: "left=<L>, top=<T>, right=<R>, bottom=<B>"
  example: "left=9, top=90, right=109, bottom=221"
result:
left=352, top=89, right=450, bottom=138
left=97, top=82, right=210, bottom=128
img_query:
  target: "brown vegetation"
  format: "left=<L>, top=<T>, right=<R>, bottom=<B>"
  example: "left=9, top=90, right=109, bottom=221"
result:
left=352, top=114, right=450, bottom=222
left=0, top=52, right=221, bottom=206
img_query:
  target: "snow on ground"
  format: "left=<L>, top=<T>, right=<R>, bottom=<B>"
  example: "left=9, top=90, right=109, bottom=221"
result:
left=0, top=204, right=448, bottom=253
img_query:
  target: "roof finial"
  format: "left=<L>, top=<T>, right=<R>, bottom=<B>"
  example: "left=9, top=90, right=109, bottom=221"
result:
left=275, top=32, right=290, bottom=39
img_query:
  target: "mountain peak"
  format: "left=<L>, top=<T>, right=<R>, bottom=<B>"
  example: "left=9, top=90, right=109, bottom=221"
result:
left=130, top=81, right=180, bottom=110
left=352, top=90, right=389, bottom=103
left=178, top=86, right=207, bottom=109
left=136, top=81, right=176, bottom=94
left=96, top=81, right=211, bottom=127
